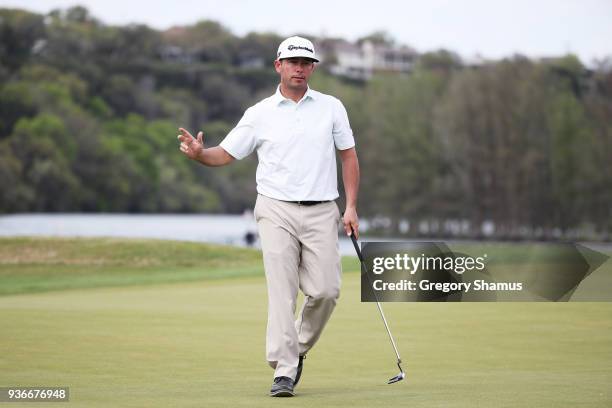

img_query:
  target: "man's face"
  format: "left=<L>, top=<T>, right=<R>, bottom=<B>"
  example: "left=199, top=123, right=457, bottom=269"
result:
left=274, top=57, right=316, bottom=91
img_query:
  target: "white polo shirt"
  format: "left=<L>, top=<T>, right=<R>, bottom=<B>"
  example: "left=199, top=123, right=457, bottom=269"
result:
left=219, top=86, right=355, bottom=201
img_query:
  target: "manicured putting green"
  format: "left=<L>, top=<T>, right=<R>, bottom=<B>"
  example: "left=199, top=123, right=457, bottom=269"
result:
left=0, top=238, right=610, bottom=407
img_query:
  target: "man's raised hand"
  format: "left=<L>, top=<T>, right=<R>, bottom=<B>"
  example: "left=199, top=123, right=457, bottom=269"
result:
left=177, top=128, right=204, bottom=160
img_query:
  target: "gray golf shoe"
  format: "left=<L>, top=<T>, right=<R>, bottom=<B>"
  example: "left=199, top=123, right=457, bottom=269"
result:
left=269, top=376, right=294, bottom=397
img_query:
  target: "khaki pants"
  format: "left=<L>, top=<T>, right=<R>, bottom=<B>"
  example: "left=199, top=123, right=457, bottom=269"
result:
left=253, top=193, right=342, bottom=380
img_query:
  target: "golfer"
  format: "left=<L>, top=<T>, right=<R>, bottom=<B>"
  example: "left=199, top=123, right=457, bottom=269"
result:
left=177, top=35, right=360, bottom=397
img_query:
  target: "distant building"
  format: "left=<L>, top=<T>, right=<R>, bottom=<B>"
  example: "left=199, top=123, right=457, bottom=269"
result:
left=318, top=39, right=419, bottom=80
left=159, top=44, right=195, bottom=64
left=237, top=53, right=265, bottom=69
left=160, top=27, right=195, bottom=64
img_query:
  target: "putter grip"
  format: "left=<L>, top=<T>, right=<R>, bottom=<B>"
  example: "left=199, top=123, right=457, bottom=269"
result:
left=349, top=229, right=364, bottom=262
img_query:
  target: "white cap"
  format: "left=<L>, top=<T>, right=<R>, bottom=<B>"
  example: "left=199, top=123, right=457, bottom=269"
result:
left=277, top=36, right=319, bottom=62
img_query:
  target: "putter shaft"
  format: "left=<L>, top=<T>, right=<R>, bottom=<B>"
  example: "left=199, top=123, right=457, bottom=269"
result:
left=350, top=230, right=405, bottom=383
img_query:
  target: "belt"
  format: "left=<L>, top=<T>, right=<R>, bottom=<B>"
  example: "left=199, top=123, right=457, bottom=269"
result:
left=288, top=200, right=330, bottom=206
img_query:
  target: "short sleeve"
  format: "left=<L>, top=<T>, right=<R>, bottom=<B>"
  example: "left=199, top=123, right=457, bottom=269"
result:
left=219, top=107, right=257, bottom=160
left=332, top=99, right=355, bottom=150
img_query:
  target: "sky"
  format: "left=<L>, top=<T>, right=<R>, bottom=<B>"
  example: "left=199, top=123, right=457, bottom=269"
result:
left=2, top=0, right=611, bottom=65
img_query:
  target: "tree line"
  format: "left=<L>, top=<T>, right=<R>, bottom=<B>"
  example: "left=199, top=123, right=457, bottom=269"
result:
left=1, top=6, right=610, bottom=240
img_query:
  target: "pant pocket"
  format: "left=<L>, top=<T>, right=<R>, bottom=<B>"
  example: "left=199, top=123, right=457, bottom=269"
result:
left=334, top=202, right=341, bottom=223
left=253, top=195, right=260, bottom=222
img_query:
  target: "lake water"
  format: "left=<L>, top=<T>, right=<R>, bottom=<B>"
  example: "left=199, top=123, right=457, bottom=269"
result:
left=0, top=213, right=361, bottom=255
left=3, top=214, right=609, bottom=257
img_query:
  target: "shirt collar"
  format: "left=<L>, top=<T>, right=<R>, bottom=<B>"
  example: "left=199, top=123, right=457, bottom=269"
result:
left=273, top=85, right=316, bottom=105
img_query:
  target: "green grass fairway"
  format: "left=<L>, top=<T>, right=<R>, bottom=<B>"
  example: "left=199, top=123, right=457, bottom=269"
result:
left=1, top=238, right=611, bottom=407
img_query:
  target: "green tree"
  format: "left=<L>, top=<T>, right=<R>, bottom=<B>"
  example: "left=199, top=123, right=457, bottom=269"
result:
left=8, top=114, right=81, bottom=211
left=0, top=9, right=45, bottom=72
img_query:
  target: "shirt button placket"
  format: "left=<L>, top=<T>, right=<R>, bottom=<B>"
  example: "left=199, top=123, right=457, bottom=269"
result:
left=294, top=106, right=301, bottom=134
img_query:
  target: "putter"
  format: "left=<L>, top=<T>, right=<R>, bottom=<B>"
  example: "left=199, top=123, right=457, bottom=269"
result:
left=350, top=229, right=405, bottom=384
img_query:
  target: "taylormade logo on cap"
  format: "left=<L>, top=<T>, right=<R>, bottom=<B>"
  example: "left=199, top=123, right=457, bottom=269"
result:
left=277, top=36, right=319, bottom=62
left=288, top=45, right=313, bottom=52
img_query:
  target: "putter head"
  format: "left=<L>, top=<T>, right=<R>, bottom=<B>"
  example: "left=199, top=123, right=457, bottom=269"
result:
left=387, top=372, right=405, bottom=384
left=387, top=362, right=405, bottom=384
